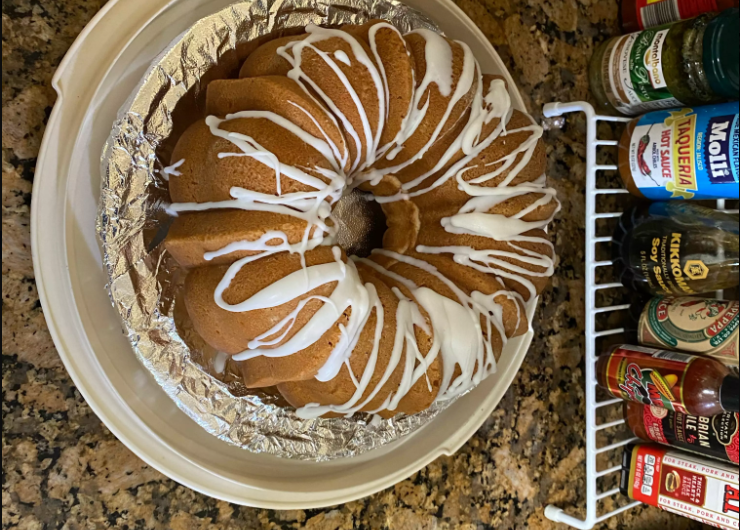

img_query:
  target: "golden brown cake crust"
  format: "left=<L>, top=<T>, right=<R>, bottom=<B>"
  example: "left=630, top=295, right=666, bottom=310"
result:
left=170, top=117, right=334, bottom=204
left=166, top=210, right=322, bottom=269
left=206, top=76, right=350, bottom=173
left=278, top=261, right=443, bottom=417
left=342, top=20, right=416, bottom=152
left=239, top=34, right=305, bottom=78
left=184, top=247, right=342, bottom=354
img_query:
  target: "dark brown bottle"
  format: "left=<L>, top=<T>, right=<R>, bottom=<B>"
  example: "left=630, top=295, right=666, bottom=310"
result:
left=624, top=402, right=739, bottom=464
left=613, top=202, right=739, bottom=295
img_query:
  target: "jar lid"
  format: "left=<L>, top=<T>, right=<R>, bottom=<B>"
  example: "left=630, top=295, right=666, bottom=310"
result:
left=704, top=8, right=739, bottom=100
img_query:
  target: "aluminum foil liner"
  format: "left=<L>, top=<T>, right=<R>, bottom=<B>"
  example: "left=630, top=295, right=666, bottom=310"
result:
left=97, top=0, right=458, bottom=461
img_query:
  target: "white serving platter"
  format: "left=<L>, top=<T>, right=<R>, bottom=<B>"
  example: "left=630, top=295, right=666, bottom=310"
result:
left=32, top=0, right=536, bottom=508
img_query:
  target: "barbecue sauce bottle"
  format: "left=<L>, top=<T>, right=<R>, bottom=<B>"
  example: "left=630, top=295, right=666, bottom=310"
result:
left=624, top=402, right=740, bottom=464
left=612, top=202, right=739, bottom=295
left=596, top=345, right=739, bottom=416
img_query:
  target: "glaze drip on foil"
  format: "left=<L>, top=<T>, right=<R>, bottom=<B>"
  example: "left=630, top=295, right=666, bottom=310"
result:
left=166, top=23, right=559, bottom=419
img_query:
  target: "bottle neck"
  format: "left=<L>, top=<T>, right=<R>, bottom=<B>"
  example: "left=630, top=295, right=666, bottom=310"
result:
left=681, top=15, right=716, bottom=102
left=720, top=376, right=740, bottom=413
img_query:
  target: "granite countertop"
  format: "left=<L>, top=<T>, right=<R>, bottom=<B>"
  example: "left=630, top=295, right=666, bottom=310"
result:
left=1, top=1, right=712, bottom=529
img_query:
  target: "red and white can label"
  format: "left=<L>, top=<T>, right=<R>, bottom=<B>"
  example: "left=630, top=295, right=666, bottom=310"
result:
left=625, top=445, right=739, bottom=529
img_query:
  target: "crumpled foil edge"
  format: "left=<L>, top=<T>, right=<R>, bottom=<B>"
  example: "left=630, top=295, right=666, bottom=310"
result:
left=96, top=0, right=463, bottom=462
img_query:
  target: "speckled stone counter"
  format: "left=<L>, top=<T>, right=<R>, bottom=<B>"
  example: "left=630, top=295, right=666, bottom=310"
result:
left=2, top=1, right=711, bottom=529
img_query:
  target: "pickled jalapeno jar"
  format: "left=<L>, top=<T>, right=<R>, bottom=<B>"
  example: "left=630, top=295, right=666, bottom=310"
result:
left=590, top=8, right=739, bottom=115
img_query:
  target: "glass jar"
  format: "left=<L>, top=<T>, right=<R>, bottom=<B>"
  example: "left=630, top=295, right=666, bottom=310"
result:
left=590, top=9, right=739, bottom=115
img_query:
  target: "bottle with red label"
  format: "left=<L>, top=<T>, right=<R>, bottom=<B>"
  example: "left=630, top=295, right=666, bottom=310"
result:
left=624, top=402, right=740, bottom=464
left=622, top=0, right=739, bottom=31
left=596, top=345, right=739, bottom=416
left=625, top=296, right=740, bottom=367
left=621, top=444, right=739, bottom=529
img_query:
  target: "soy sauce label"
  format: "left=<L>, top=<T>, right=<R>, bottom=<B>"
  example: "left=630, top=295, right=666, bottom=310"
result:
left=603, top=346, right=692, bottom=413
left=639, top=297, right=740, bottom=363
left=637, top=231, right=707, bottom=295
left=628, top=103, right=740, bottom=200
left=641, top=406, right=740, bottom=464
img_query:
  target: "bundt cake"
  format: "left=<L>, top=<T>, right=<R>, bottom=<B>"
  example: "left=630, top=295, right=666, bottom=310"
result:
left=164, top=21, right=560, bottom=420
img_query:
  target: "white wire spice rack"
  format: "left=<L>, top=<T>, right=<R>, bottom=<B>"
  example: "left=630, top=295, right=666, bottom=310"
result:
left=540, top=101, right=738, bottom=529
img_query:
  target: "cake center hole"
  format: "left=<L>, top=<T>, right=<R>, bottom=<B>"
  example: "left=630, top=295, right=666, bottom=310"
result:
left=333, top=189, right=387, bottom=259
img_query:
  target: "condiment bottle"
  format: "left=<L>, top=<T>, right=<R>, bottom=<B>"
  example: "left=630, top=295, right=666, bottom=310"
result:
left=612, top=202, right=739, bottom=295
left=596, top=345, right=739, bottom=416
left=622, top=0, right=739, bottom=31
left=624, top=402, right=739, bottom=463
left=617, top=102, right=739, bottom=200
left=621, top=444, right=739, bottom=529
left=627, top=296, right=739, bottom=366
left=590, top=9, right=739, bottom=116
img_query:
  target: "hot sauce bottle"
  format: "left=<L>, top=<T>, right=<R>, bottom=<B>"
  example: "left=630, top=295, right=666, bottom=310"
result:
left=596, top=345, right=739, bottom=416
left=624, top=402, right=740, bottom=464
left=617, top=102, right=740, bottom=201
left=621, top=444, right=739, bottom=529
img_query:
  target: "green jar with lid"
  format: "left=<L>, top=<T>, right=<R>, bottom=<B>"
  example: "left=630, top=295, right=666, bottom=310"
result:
left=590, top=8, right=739, bottom=116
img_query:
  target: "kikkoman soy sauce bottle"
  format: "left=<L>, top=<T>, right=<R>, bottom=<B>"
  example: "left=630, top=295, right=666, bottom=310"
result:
left=612, top=202, right=739, bottom=295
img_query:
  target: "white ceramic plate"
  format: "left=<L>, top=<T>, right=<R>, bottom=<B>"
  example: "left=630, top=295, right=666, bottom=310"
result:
left=32, top=0, right=534, bottom=508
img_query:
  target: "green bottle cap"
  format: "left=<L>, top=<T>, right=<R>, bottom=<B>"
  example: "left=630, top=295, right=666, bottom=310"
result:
left=704, top=8, right=740, bottom=100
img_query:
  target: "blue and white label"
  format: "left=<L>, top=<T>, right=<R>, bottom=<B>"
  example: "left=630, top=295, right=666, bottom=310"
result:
left=629, top=102, right=739, bottom=200
left=705, top=113, right=739, bottom=186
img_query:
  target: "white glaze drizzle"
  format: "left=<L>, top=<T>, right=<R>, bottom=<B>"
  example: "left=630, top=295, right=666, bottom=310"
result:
left=287, top=100, right=350, bottom=172
left=360, top=250, right=523, bottom=402
left=161, top=159, right=185, bottom=181
left=366, top=22, right=416, bottom=158
left=357, top=30, right=478, bottom=186
left=213, top=351, right=229, bottom=375
left=166, top=24, right=558, bottom=418
left=278, top=24, right=386, bottom=172
left=333, top=50, right=351, bottom=66
left=378, top=77, right=562, bottom=301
